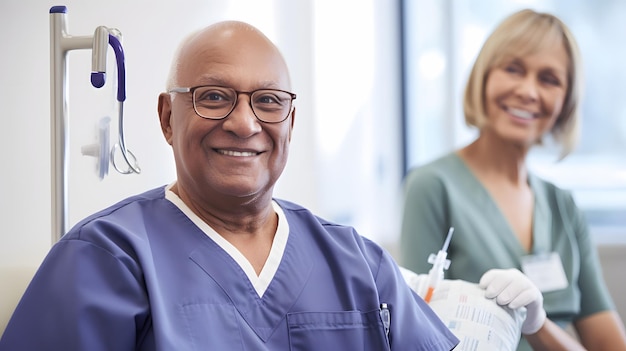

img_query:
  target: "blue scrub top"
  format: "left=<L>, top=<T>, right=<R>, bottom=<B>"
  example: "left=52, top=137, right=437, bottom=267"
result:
left=0, top=186, right=458, bottom=351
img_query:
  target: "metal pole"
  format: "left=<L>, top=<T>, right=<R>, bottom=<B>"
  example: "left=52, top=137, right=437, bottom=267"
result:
left=49, top=6, right=92, bottom=243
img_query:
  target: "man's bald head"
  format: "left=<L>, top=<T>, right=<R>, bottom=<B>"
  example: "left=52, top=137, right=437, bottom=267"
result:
left=166, top=21, right=290, bottom=91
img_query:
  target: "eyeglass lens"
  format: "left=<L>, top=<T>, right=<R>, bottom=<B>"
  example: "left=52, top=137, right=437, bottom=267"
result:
left=192, top=86, right=292, bottom=123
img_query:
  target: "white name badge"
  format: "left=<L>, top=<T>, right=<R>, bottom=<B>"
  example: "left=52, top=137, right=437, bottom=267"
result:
left=521, top=252, right=569, bottom=293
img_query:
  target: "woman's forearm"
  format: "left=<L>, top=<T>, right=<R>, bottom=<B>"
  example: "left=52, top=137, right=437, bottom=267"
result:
left=524, top=319, right=586, bottom=351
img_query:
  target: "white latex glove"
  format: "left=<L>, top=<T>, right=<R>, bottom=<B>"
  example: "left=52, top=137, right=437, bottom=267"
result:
left=479, top=268, right=546, bottom=335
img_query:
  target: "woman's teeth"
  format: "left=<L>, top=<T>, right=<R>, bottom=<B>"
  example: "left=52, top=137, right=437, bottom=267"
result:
left=508, top=107, right=535, bottom=120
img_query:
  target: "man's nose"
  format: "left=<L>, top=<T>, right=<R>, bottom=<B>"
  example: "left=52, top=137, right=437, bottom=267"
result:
left=222, top=94, right=262, bottom=137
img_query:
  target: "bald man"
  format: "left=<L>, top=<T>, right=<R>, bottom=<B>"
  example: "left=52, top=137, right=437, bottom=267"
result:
left=0, top=22, right=458, bottom=350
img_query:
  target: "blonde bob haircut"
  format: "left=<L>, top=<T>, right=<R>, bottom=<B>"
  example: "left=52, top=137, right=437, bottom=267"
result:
left=463, top=9, right=583, bottom=159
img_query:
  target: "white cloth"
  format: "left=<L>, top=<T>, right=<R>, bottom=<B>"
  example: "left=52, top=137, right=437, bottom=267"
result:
left=400, top=267, right=525, bottom=351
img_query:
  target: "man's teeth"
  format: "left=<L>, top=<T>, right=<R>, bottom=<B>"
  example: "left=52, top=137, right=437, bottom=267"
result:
left=508, top=107, right=535, bottom=120
left=219, top=150, right=257, bottom=157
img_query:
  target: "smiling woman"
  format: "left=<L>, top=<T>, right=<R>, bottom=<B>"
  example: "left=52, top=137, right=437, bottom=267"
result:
left=402, top=0, right=626, bottom=235
left=400, top=7, right=626, bottom=351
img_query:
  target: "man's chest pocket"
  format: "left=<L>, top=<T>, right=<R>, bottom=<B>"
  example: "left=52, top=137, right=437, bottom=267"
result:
left=287, top=310, right=391, bottom=351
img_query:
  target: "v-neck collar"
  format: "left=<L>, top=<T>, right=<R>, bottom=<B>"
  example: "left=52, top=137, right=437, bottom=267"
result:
left=449, top=153, right=551, bottom=255
left=165, top=186, right=290, bottom=297
left=188, top=211, right=313, bottom=342
left=163, top=185, right=313, bottom=341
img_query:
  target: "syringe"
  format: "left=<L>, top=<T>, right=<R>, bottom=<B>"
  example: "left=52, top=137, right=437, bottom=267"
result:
left=423, top=227, right=454, bottom=303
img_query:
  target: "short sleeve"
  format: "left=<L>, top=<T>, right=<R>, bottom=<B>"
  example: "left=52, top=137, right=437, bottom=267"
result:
left=374, top=249, right=459, bottom=351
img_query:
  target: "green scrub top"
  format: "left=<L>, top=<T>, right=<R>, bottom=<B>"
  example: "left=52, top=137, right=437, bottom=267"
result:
left=400, top=153, right=615, bottom=350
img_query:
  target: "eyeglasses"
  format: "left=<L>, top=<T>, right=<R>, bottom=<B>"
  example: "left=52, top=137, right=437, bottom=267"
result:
left=169, top=85, right=296, bottom=123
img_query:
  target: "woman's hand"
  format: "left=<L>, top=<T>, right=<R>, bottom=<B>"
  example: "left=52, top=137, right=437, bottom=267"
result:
left=479, top=268, right=546, bottom=335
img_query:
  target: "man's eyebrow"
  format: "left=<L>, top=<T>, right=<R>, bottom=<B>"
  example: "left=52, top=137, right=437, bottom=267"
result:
left=193, top=77, right=284, bottom=90
left=193, top=75, right=228, bottom=86
left=255, top=80, right=283, bottom=89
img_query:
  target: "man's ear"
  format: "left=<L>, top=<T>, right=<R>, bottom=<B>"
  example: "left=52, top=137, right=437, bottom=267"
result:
left=158, top=93, right=173, bottom=145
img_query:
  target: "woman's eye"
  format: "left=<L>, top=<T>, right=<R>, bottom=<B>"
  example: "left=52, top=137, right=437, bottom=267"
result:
left=504, top=64, right=523, bottom=74
left=541, top=74, right=561, bottom=86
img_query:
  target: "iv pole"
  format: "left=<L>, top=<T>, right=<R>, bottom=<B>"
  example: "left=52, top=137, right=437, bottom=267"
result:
left=50, top=5, right=140, bottom=244
left=49, top=6, right=121, bottom=243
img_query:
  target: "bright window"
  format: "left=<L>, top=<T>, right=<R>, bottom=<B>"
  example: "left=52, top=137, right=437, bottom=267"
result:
left=310, top=0, right=404, bottom=245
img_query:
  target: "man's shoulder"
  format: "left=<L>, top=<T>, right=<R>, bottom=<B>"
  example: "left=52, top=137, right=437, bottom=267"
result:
left=274, top=198, right=384, bottom=255
left=274, top=198, right=357, bottom=230
left=66, top=186, right=169, bottom=236
left=92, top=186, right=165, bottom=214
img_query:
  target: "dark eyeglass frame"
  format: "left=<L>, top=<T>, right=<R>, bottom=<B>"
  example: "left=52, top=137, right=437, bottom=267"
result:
left=168, top=85, right=297, bottom=124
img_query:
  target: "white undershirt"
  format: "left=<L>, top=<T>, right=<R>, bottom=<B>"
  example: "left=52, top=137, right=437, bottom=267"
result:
left=164, top=183, right=289, bottom=297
